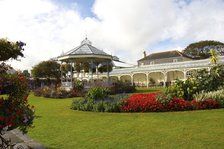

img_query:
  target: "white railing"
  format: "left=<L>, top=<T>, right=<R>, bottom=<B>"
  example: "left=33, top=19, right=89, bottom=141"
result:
left=109, top=56, right=224, bottom=75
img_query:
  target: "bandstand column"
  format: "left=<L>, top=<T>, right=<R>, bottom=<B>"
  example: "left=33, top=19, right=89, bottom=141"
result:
left=60, top=62, right=63, bottom=85
left=70, top=62, right=73, bottom=87
left=91, top=60, right=93, bottom=80
left=107, top=61, right=110, bottom=85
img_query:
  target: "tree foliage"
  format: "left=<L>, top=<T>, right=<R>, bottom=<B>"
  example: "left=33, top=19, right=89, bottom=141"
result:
left=31, top=60, right=60, bottom=79
left=165, top=65, right=224, bottom=100
left=75, top=62, right=90, bottom=73
left=183, top=40, right=224, bottom=59
left=98, top=62, right=113, bottom=73
left=0, top=38, right=25, bottom=61
left=0, top=38, right=34, bottom=134
left=23, top=70, right=31, bottom=78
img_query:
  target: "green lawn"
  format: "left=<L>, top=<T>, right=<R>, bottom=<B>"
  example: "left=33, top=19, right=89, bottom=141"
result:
left=135, top=87, right=165, bottom=93
left=28, top=93, right=224, bottom=149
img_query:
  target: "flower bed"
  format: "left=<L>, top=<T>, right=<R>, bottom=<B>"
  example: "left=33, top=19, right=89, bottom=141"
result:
left=0, top=73, right=34, bottom=133
left=121, top=93, right=220, bottom=112
left=33, top=86, right=84, bottom=98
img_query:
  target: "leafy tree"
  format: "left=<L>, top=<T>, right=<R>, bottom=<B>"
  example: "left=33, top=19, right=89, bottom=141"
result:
left=183, top=40, right=224, bottom=59
left=98, top=62, right=113, bottom=73
left=31, top=60, right=60, bottom=79
left=0, top=38, right=25, bottom=61
left=23, top=70, right=31, bottom=78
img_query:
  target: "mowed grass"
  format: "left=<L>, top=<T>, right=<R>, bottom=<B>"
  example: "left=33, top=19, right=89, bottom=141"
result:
left=28, top=93, right=224, bottom=149
left=135, top=87, right=165, bottom=93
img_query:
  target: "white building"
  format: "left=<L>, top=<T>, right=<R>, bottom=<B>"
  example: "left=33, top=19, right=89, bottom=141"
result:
left=57, top=38, right=224, bottom=87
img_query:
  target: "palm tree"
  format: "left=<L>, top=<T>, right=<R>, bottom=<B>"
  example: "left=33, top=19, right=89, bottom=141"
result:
left=209, top=49, right=219, bottom=65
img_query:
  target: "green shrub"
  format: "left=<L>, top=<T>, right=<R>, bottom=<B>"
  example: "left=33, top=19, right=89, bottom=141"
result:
left=110, top=81, right=135, bottom=94
left=165, top=65, right=224, bottom=101
left=73, top=80, right=84, bottom=91
left=194, top=89, right=224, bottom=107
left=193, top=65, right=224, bottom=92
left=155, top=93, right=172, bottom=106
left=71, top=94, right=128, bottom=112
left=104, top=100, right=123, bottom=112
left=71, top=98, right=94, bottom=111
left=165, top=79, right=199, bottom=101
left=93, top=101, right=105, bottom=112
left=86, top=87, right=110, bottom=101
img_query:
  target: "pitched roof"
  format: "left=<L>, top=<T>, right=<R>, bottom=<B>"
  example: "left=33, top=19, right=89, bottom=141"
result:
left=63, top=38, right=110, bottom=56
left=138, top=50, right=192, bottom=61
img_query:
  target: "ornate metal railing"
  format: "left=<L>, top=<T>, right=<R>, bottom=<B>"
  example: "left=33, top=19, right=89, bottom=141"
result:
left=109, top=56, right=224, bottom=75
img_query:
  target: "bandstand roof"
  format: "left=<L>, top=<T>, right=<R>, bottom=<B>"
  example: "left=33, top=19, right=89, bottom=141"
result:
left=58, top=38, right=112, bottom=62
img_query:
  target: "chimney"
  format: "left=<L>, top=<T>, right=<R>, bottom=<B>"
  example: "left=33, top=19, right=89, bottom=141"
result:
left=143, top=51, right=146, bottom=58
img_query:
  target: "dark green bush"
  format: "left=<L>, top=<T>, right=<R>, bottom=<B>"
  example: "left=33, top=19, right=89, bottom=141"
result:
left=165, top=79, right=199, bottom=101
left=166, top=65, right=224, bottom=101
left=86, top=87, right=110, bottom=101
left=193, top=65, right=224, bottom=92
left=73, top=80, right=84, bottom=91
left=110, top=81, right=135, bottom=94
left=71, top=94, right=128, bottom=112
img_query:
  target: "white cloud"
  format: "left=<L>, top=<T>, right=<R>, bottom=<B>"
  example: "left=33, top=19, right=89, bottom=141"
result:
left=1, top=0, right=224, bottom=71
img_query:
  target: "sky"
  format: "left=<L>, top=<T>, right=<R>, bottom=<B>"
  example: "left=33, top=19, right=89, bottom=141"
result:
left=1, top=0, right=224, bottom=71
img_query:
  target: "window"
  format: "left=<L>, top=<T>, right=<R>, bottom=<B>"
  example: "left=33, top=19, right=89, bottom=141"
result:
left=173, top=59, right=178, bottom=62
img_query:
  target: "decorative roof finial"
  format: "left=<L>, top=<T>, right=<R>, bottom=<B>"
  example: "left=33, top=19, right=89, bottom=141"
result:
left=85, top=31, right=88, bottom=40
left=81, top=33, right=92, bottom=45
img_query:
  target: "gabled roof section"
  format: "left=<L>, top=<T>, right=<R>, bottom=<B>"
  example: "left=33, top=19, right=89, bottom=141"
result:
left=62, top=38, right=110, bottom=56
left=138, top=50, right=192, bottom=61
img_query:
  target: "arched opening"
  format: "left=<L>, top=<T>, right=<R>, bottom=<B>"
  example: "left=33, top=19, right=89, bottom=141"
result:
left=120, top=75, right=132, bottom=84
left=167, top=71, right=184, bottom=85
left=133, top=73, right=147, bottom=87
left=148, top=72, right=164, bottom=87
left=110, top=76, right=119, bottom=83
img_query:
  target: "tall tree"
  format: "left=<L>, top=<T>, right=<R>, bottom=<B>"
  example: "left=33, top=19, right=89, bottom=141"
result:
left=23, top=69, right=31, bottom=78
left=183, top=40, right=224, bottom=59
left=31, top=60, right=60, bottom=79
left=98, top=62, right=113, bottom=73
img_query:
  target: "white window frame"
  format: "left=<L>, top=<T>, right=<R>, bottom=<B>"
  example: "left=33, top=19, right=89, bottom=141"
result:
left=173, top=59, right=178, bottom=62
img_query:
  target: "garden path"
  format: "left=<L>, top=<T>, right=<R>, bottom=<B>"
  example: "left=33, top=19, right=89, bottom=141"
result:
left=2, top=129, right=45, bottom=149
